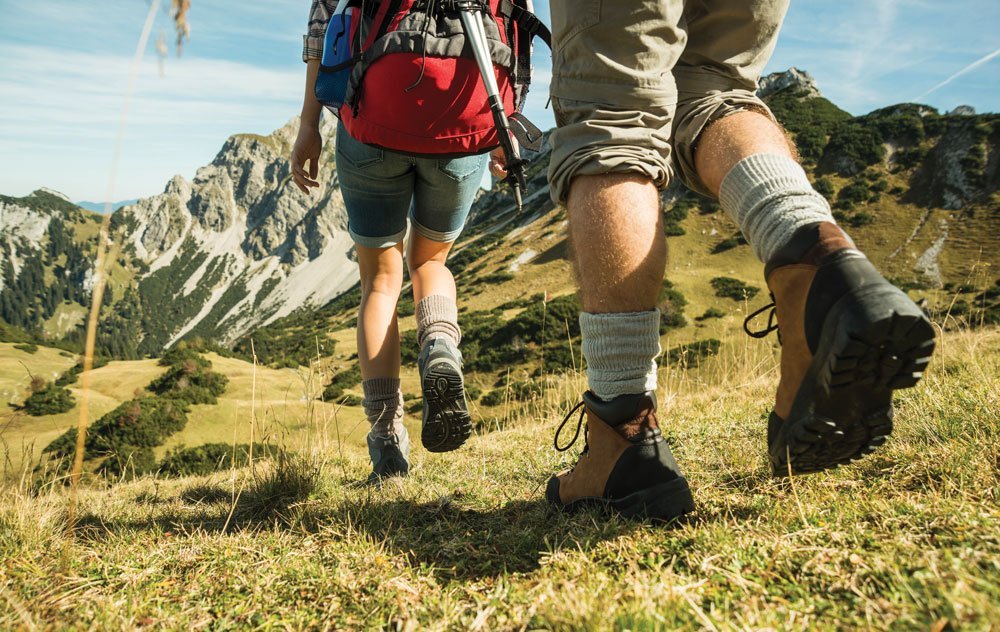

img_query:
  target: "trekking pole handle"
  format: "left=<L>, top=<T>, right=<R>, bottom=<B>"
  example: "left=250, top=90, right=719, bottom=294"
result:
left=459, top=9, right=525, bottom=209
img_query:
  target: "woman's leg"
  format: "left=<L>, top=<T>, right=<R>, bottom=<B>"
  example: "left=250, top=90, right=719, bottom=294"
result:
left=357, top=242, right=405, bottom=379
left=356, top=242, right=408, bottom=465
left=407, top=235, right=460, bottom=347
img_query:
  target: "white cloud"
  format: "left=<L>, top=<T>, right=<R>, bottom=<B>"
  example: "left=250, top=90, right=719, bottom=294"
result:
left=0, top=43, right=303, bottom=199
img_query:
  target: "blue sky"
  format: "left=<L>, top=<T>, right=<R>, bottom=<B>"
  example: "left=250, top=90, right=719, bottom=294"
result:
left=0, top=0, right=997, bottom=202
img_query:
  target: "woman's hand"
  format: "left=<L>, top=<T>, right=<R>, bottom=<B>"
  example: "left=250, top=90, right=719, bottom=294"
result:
left=291, top=123, right=323, bottom=193
left=488, top=146, right=508, bottom=179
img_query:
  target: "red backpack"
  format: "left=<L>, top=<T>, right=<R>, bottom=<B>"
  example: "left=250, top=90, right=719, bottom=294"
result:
left=318, top=0, right=550, bottom=157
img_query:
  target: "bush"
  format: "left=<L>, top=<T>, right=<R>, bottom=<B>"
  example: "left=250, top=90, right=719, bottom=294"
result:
left=824, top=122, right=885, bottom=174
left=481, top=390, right=505, bottom=406
left=710, top=277, right=760, bottom=301
left=480, top=271, right=515, bottom=285
left=159, top=443, right=279, bottom=477
left=712, top=234, right=747, bottom=254
left=13, top=343, right=38, bottom=354
left=22, top=382, right=75, bottom=416
left=465, top=384, right=483, bottom=401
left=845, top=211, right=875, bottom=228
left=836, top=180, right=870, bottom=210
left=148, top=354, right=228, bottom=405
left=323, top=364, right=362, bottom=400
left=658, top=281, right=687, bottom=333
left=83, top=397, right=189, bottom=457
left=695, top=307, right=726, bottom=322
left=97, top=445, right=158, bottom=479
left=666, top=339, right=722, bottom=367
left=813, top=177, right=835, bottom=199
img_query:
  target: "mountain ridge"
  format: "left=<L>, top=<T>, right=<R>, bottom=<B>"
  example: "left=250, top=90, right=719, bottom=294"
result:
left=0, top=68, right=997, bottom=361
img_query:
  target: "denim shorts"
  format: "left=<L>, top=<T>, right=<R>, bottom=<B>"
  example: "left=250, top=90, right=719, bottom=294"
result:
left=335, top=123, right=489, bottom=249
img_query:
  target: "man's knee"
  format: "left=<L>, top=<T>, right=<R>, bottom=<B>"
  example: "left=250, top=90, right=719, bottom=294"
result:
left=672, top=90, right=785, bottom=196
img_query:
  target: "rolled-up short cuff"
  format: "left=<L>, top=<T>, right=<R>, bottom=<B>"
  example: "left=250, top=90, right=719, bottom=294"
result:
left=408, top=213, right=461, bottom=243
left=547, top=97, right=674, bottom=205
left=349, top=225, right=407, bottom=249
left=672, top=88, right=777, bottom=198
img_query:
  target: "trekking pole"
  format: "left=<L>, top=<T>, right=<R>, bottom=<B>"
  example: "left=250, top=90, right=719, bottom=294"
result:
left=455, top=2, right=527, bottom=210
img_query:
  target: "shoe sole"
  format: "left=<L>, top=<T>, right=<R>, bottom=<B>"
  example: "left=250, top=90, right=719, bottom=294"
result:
left=771, top=283, right=935, bottom=476
left=547, top=476, right=695, bottom=522
left=421, top=358, right=472, bottom=453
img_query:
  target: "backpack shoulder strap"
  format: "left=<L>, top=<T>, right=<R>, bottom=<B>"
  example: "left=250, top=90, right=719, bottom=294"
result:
left=498, top=0, right=551, bottom=48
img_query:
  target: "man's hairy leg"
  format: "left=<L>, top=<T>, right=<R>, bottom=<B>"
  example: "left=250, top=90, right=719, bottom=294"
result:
left=567, top=173, right=665, bottom=402
left=694, top=110, right=795, bottom=198
left=695, top=110, right=833, bottom=264
left=568, top=173, right=665, bottom=313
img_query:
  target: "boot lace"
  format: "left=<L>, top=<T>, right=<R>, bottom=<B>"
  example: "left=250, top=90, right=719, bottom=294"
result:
left=553, top=400, right=586, bottom=452
left=743, top=293, right=780, bottom=342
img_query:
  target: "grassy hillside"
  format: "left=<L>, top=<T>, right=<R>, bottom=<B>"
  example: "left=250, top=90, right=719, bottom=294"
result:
left=1, top=328, right=996, bottom=628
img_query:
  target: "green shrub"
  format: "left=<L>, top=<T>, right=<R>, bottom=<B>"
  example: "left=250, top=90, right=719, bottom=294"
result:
left=22, top=382, right=75, bottom=416
left=710, top=277, right=760, bottom=301
left=481, top=390, right=505, bottom=406
left=712, top=234, right=747, bottom=254
left=695, top=307, right=726, bottom=321
left=397, top=294, right=415, bottom=317
left=323, top=364, right=362, bottom=400
left=465, top=384, right=483, bottom=401
left=845, top=211, right=875, bottom=228
left=13, top=343, right=38, bottom=354
left=813, top=177, right=835, bottom=198
left=148, top=354, right=228, bottom=405
left=480, top=271, right=515, bottom=285
left=658, top=282, right=687, bottom=333
left=159, top=443, right=279, bottom=477
left=83, top=397, right=189, bottom=457
left=97, top=445, right=158, bottom=479
left=666, top=339, right=722, bottom=367
left=663, top=201, right=688, bottom=236
left=836, top=180, right=870, bottom=210
left=824, top=122, right=885, bottom=174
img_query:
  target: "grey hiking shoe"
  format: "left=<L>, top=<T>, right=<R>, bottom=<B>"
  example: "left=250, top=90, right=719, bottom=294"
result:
left=417, top=337, right=472, bottom=452
left=366, top=425, right=410, bottom=483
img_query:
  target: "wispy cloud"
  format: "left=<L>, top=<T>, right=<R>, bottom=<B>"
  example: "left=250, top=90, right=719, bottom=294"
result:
left=913, top=48, right=1000, bottom=101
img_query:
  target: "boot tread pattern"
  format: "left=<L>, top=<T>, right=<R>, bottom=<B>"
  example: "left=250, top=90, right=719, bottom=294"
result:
left=421, top=361, right=472, bottom=453
left=773, top=294, right=936, bottom=476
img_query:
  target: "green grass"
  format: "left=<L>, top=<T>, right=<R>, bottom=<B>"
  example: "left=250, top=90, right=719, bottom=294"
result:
left=1, top=329, right=997, bottom=628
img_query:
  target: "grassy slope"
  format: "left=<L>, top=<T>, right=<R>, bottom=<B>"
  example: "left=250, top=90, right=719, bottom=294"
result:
left=1, top=329, right=997, bottom=629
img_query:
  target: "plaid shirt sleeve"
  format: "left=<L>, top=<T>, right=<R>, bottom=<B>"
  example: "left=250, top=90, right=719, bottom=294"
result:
left=303, top=0, right=340, bottom=62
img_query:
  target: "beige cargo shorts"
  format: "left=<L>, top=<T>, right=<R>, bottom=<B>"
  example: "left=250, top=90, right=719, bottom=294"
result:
left=548, top=0, right=789, bottom=202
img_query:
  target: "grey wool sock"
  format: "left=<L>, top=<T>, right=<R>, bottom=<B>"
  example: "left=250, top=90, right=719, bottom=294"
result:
left=415, top=295, right=461, bottom=348
left=579, top=310, right=661, bottom=402
left=362, top=377, right=404, bottom=437
left=719, top=153, right=836, bottom=263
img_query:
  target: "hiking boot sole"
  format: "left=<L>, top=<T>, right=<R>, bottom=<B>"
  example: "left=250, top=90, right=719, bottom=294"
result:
left=421, top=358, right=472, bottom=453
left=546, top=476, right=695, bottom=522
left=771, top=283, right=935, bottom=476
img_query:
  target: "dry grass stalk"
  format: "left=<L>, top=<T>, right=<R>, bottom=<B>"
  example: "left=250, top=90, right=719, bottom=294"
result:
left=171, top=0, right=191, bottom=55
left=67, top=0, right=163, bottom=532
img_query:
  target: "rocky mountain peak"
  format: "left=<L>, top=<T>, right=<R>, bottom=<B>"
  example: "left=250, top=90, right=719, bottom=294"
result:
left=758, top=67, right=821, bottom=99
left=948, top=105, right=976, bottom=116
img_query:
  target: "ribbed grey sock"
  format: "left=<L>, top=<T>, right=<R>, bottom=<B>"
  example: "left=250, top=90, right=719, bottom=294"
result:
left=415, top=295, right=461, bottom=348
left=719, top=153, right=836, bottom=263
left=362, top=377, right=404, bottom=437
left=579, top=310, right=661, bottom=401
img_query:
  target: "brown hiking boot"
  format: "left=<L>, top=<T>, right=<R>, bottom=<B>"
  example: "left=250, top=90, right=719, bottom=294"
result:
left=546, top=391, right=695, bottom=520
left=745, top=222, right=936, bottom=476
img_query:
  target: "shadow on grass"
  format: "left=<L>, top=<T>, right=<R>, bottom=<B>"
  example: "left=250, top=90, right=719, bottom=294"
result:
left=72, top=483, right=662, bottom=580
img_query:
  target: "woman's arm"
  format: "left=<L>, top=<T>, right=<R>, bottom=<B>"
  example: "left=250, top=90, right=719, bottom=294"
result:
left=292, top=1, right=337, bottom=193
left=291, top=61, right=324, bottom=194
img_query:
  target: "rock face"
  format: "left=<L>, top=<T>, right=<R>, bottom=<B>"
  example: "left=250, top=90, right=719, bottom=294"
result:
left=118, top=115, right=357, bottom=348
left=757, top=67, right=821, bottom=99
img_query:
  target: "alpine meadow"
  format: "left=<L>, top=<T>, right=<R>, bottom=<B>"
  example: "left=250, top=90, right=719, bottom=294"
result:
left=1, top=2, right=999, bottom=628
